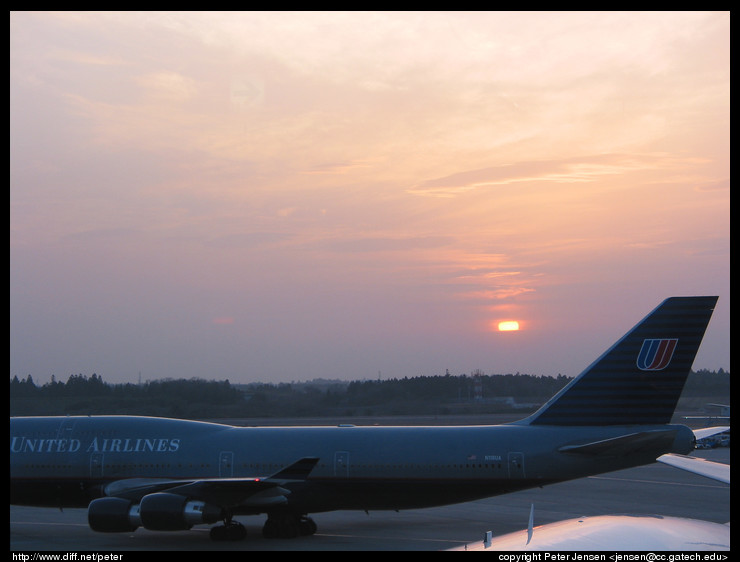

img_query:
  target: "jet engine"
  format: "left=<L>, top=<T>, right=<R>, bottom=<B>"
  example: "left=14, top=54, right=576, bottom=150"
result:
left=88, top=497, right=140, bottom=532
left=88, top=493, right=222, bottom=533
left=139, top=492, right=222, bottom=530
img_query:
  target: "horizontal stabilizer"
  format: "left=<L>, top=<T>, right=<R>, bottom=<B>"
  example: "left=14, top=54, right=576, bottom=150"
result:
left=692, top=426, right=730, bottom=440
left=558, top=429, right=677, bottom=457
left=657, top=453, right=730, bottom=484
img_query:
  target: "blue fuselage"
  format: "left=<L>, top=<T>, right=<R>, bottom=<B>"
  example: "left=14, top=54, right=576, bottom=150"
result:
left=10, top=415, right=694, bottom=514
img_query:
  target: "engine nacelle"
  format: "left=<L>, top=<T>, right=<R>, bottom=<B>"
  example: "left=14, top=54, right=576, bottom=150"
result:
left=88, top=497, right=141, bottom=532
left=88, top=493, right=222, bottom=533
left=139, top=492, right=222, bottom=531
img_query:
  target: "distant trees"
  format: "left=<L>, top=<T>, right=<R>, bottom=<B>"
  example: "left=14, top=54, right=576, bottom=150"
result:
left=9, top=369, right=729, bottom=419
left=9, top=374, right=243, bottom=417
left=10, top=372, right=108, bottom=397
left=9, top=374, right=39, bottom=397
left=343, top=372, right=571, bottom=407
left=682, top=368, right=730, bottom=395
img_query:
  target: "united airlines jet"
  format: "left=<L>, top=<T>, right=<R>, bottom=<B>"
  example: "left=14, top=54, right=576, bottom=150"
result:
left=9, top=296, right=718, bottom=541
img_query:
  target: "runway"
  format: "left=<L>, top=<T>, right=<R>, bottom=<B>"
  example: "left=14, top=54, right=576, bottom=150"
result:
left=10, top=447, right=729, bottom=551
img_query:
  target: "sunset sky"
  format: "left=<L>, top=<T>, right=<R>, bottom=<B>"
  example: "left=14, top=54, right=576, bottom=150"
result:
left=10, top=12, right=730, bottom=385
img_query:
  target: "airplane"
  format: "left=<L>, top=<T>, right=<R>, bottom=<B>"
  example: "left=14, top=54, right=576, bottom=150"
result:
left=685, top=403, right=730, bottom=425
left=450, top=441, right=731, bottom=551
left=9, top=296, right=718, bottom=541
left=450, top=512, right=730, bottom=551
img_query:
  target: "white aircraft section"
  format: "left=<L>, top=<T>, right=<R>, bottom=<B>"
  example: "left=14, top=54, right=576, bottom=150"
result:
left=657, top=453, right=730, bottom=484
left=692, top=426, right=730, bottom=440
left=449, top=515, right=730, bottom=551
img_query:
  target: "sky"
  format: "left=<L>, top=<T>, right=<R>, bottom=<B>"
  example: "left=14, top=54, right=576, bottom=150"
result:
left=10, top=11, right=730, bottom=386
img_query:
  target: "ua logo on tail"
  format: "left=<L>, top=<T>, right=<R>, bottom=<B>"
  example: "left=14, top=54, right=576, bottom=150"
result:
left=637, top=339, right=678, bottom=371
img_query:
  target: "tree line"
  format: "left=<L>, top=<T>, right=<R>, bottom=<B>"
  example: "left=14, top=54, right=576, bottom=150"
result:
left=9, top=369, right=729, bottom=419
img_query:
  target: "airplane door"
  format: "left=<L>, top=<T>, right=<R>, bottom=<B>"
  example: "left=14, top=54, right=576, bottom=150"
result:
left=508, top=452, right=525, bottom=479
left=56, top=418, right=76, bottom=440
left=334, top=451, right=350, bottom=478
left=219, top=451, right=234, bottom=477
left=90, top=453, right=104, bottom=478
left=56, top=418, right=77, bottom=465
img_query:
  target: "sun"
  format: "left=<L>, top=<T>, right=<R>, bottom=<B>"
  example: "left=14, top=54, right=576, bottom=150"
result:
left=497, top=321, right=520, bottom=331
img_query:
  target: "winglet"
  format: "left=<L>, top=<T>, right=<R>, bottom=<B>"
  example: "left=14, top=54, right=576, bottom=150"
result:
left=526, top=503, right=534, bottom=545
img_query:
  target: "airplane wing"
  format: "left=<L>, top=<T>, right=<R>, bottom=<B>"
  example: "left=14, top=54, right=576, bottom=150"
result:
left=449, top=514, right=730, bottom=551
left=657, top=453, right=729, bottom=484
left=103, top=457, right=319, bottom=508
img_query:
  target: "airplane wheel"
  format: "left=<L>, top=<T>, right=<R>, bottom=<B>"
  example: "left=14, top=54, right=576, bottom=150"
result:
left=299, top=517, right=317, bottom=536
left=210, top=522, right=247, bottom=541
left=263, top=515, right=309, bottom=538
left=262, top=518, right=278, bottom=539
left=278, top=517, right=299, bottom=538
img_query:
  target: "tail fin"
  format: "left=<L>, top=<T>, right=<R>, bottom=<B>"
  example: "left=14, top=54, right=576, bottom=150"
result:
left=523, top=296, right=718, bottom=426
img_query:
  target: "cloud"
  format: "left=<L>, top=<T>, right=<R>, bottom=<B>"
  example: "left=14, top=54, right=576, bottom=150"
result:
left=10, top=12, right=729, bottom=383
left=323, top=235, right=456, bottom=254
left=137, top=71, right=198, bottom=103
left=61, top=227, right=138, bottom=242
left=302, top=159, right=377, bottom=175
left=407, top=153, right=689, bottom=197
left=203, top=231, right=295, bottom=250
left=695, top=178, right=730, bottom=193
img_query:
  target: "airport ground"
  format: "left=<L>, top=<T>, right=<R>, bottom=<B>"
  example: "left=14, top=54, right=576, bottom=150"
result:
left=10, top=415, right=730, bottom=552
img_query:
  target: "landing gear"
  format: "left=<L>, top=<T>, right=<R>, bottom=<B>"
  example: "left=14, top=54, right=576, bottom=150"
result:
left=208, top=513, right=317, bottom=540
left=262, top=514, right=317, bottom=539
left=209, top=517, right=247, bottom=541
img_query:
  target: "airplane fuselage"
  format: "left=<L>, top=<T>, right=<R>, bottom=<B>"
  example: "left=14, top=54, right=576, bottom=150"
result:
left=10, top=415, right=694, bottom=513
